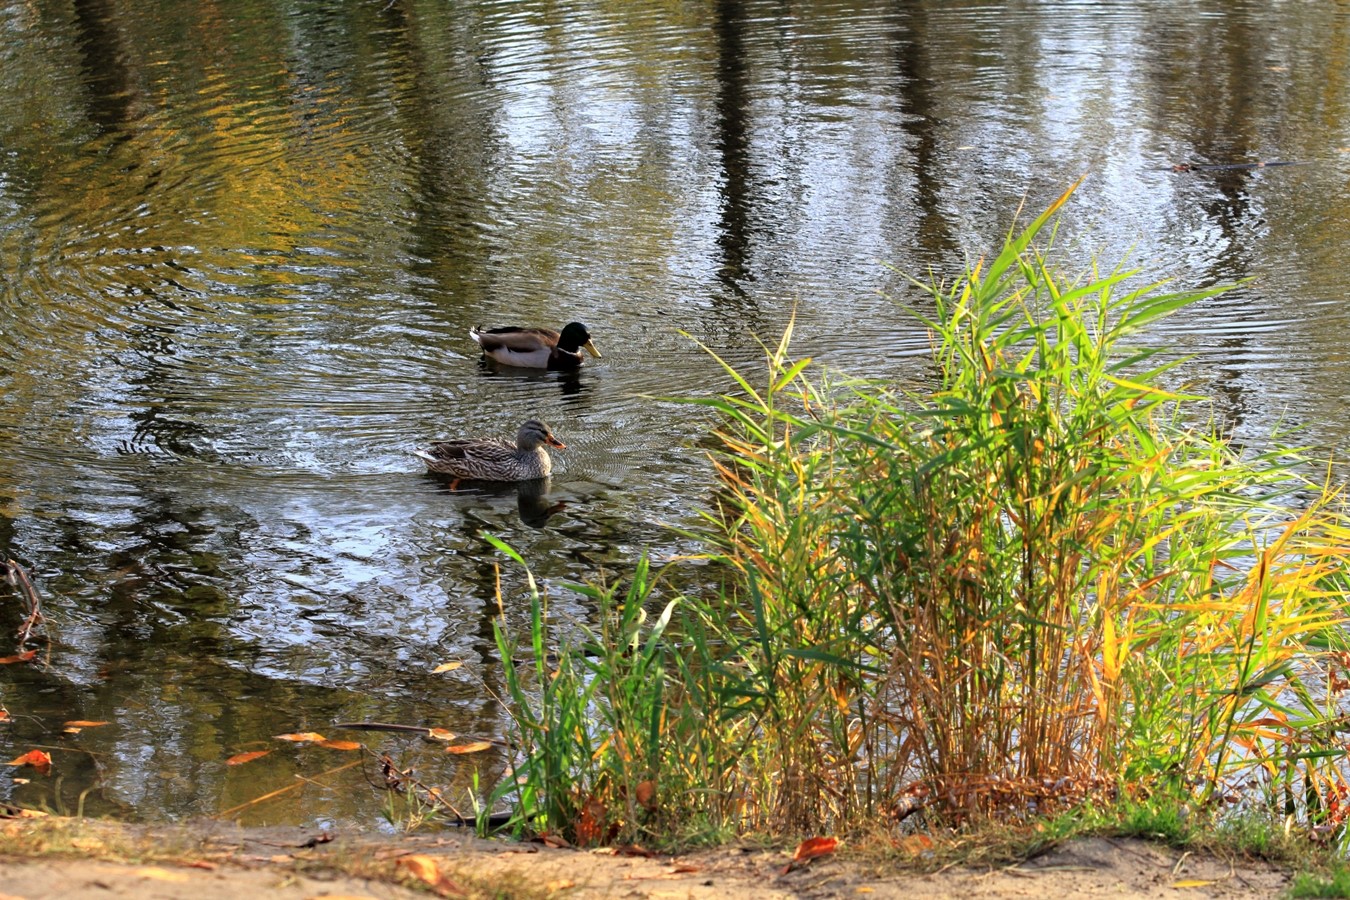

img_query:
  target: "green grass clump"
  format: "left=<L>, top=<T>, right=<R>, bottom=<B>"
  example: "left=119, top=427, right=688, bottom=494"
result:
left=1291, top=867, right=1350, bottom=898
left=487, top=183, right=1350, bottom=846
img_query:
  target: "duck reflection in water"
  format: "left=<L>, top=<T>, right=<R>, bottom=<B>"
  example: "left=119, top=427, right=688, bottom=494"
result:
left=425, top=475, right=567, bottom=529
left=475, top=357, right=588, bottom=400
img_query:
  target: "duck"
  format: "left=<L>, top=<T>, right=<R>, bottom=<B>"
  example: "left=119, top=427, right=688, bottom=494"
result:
left=470, top=322, right=601, bottom=370
left=413, top=419, right=565, bottom=482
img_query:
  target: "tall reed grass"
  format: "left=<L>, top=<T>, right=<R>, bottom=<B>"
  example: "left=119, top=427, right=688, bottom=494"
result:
left=489, top=185, right=1350, bottom=843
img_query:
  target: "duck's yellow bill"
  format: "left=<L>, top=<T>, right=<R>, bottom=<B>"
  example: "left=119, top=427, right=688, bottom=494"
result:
left=583, top=339, right=602, bottom=359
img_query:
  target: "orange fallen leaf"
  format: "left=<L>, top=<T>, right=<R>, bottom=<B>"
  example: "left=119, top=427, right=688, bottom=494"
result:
left=431, top=662, right=463, bottom=674
left=446, top=741, right=492, bottom=754
left=574, top=796, right=607, bottom=846
left=186, top=860, right=218, bottom=870
left=275, top=732, right=327, bottom=743
left=426, top=728, right=455, bottom=742
left=0, top=651, right=37, bottom=665
left=395, top=854, right=464, bottom=897
left=317, top=740, right=362, bottom=751
left=1174, top=880, right=1216, bottom=889
left=63, top=727, right=83, bottom=735
left=546, top=879, right=575, bottom=892
left=0, top=710, right=10, bottom=722
left=64, top=720, right=109, bottom=728
left=0, top=805, right=43, bottom=816
left=7, top=750, right=52, bottom=775
left=895, top=834, right=934, bottom=855
left=792, top=836, right=840, bottom=861
left=226, top=751, right=271, bottom=766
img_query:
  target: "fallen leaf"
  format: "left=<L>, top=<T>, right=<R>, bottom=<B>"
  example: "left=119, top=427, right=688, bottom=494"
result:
left=614, top=844, right=658, bottom=858
left=395, top=855, right=464, bottom=897
left=426, top=728, right=455, bottom=742
left=1174, top=880, right=1216, bottom=889
left=10, top=778, right=27, bottom=785
left=226, top=751, right=271, bottom=766
left=536, top=832, right=572, bottom=849
left=397, top=855, right=442, bottom=883
left=0, top=651, right=37, bottom=665
left=64, top=720, right=109, bottom=728
left=63, top=727, right=82, bottom=735
left=7, top=750, right=51, bottom=775
left=545, top=879, right=575, bottom=892
left=895, top=834, right=934, bottom=854
left=431, top=662, right=463, bottom=674
left=186, top=860, right=218, bottom=870
left=575, top=796, right=607, bottom=846
left=133, top=866, right=190, bottom=882
left=792, top=836, right=840, bottom=861
left=856, top=888, right=875, bottom=894
left=446, top=741, right=492, bottom=754
left=0, top=805, right=42, bottom=816
left=275, top=732, right=327, bottom=743
left=0, top=710, right=10, bottom=722
left=317, top=740, right=362, bottom=751
left=669, top=864, right=701, bottom=874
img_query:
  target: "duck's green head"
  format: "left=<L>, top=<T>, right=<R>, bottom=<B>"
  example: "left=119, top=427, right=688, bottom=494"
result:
left=559, top=322, right=601, bottom=358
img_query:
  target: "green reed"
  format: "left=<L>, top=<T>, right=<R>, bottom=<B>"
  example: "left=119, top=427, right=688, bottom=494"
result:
left=490, top=185, right=1350, bottom=840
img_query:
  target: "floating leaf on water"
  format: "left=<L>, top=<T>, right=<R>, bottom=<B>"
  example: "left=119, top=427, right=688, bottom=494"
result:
left=317, top=740, right=362, bottom=751
left=0, top=651, right=37, bottom=665
left=7, top=750, right=51, bottom=775
left=64, top=720, right=109, bottom=728
left=445, top=741, right=492, bottom=754
left=275, top=732, right=327, bottom=743
left=226, top=751, right=271, bottom=766
left=426, top=728, right=455, bottom=742
left=431, top=661, right=463, bottom=674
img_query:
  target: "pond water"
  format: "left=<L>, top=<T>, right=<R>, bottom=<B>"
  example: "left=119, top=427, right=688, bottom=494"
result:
left=2, top=0, right=1350, bottom=827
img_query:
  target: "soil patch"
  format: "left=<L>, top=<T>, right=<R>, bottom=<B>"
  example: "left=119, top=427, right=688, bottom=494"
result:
left=0, top=817, right=1293, bottom=899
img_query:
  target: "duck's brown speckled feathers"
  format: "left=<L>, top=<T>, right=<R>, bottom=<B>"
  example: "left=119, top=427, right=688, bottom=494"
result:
left=413, top=419, right=566, bottom=481
left=470, top=322, right=601, bottom=370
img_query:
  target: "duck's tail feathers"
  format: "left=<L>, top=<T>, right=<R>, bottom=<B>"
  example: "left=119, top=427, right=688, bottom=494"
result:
left=411, top=449, right=437, bottom=464
left=469, top=326, right=484, bottom=345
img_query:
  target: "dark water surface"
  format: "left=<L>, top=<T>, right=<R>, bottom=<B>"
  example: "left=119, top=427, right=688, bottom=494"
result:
left=2, top=0, right=1350, bottom=826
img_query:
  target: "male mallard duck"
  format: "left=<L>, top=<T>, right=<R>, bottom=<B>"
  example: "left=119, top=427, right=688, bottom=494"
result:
left=413, top=419, right=565, bottom=482
left=470, top=322, right=601, bottom=370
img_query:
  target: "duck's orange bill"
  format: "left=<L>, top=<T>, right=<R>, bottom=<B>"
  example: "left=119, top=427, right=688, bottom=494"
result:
left=547, top=436, right=567, bottom=449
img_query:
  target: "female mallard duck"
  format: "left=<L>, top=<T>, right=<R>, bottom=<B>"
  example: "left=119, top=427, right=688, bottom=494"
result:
left=470, top=322, right=601, bottom=370
left=413, top=419, right=565, bottom=482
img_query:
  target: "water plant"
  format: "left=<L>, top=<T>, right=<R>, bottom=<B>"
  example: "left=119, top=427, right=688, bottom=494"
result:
left=488, top=184, right=1350, bottom=843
